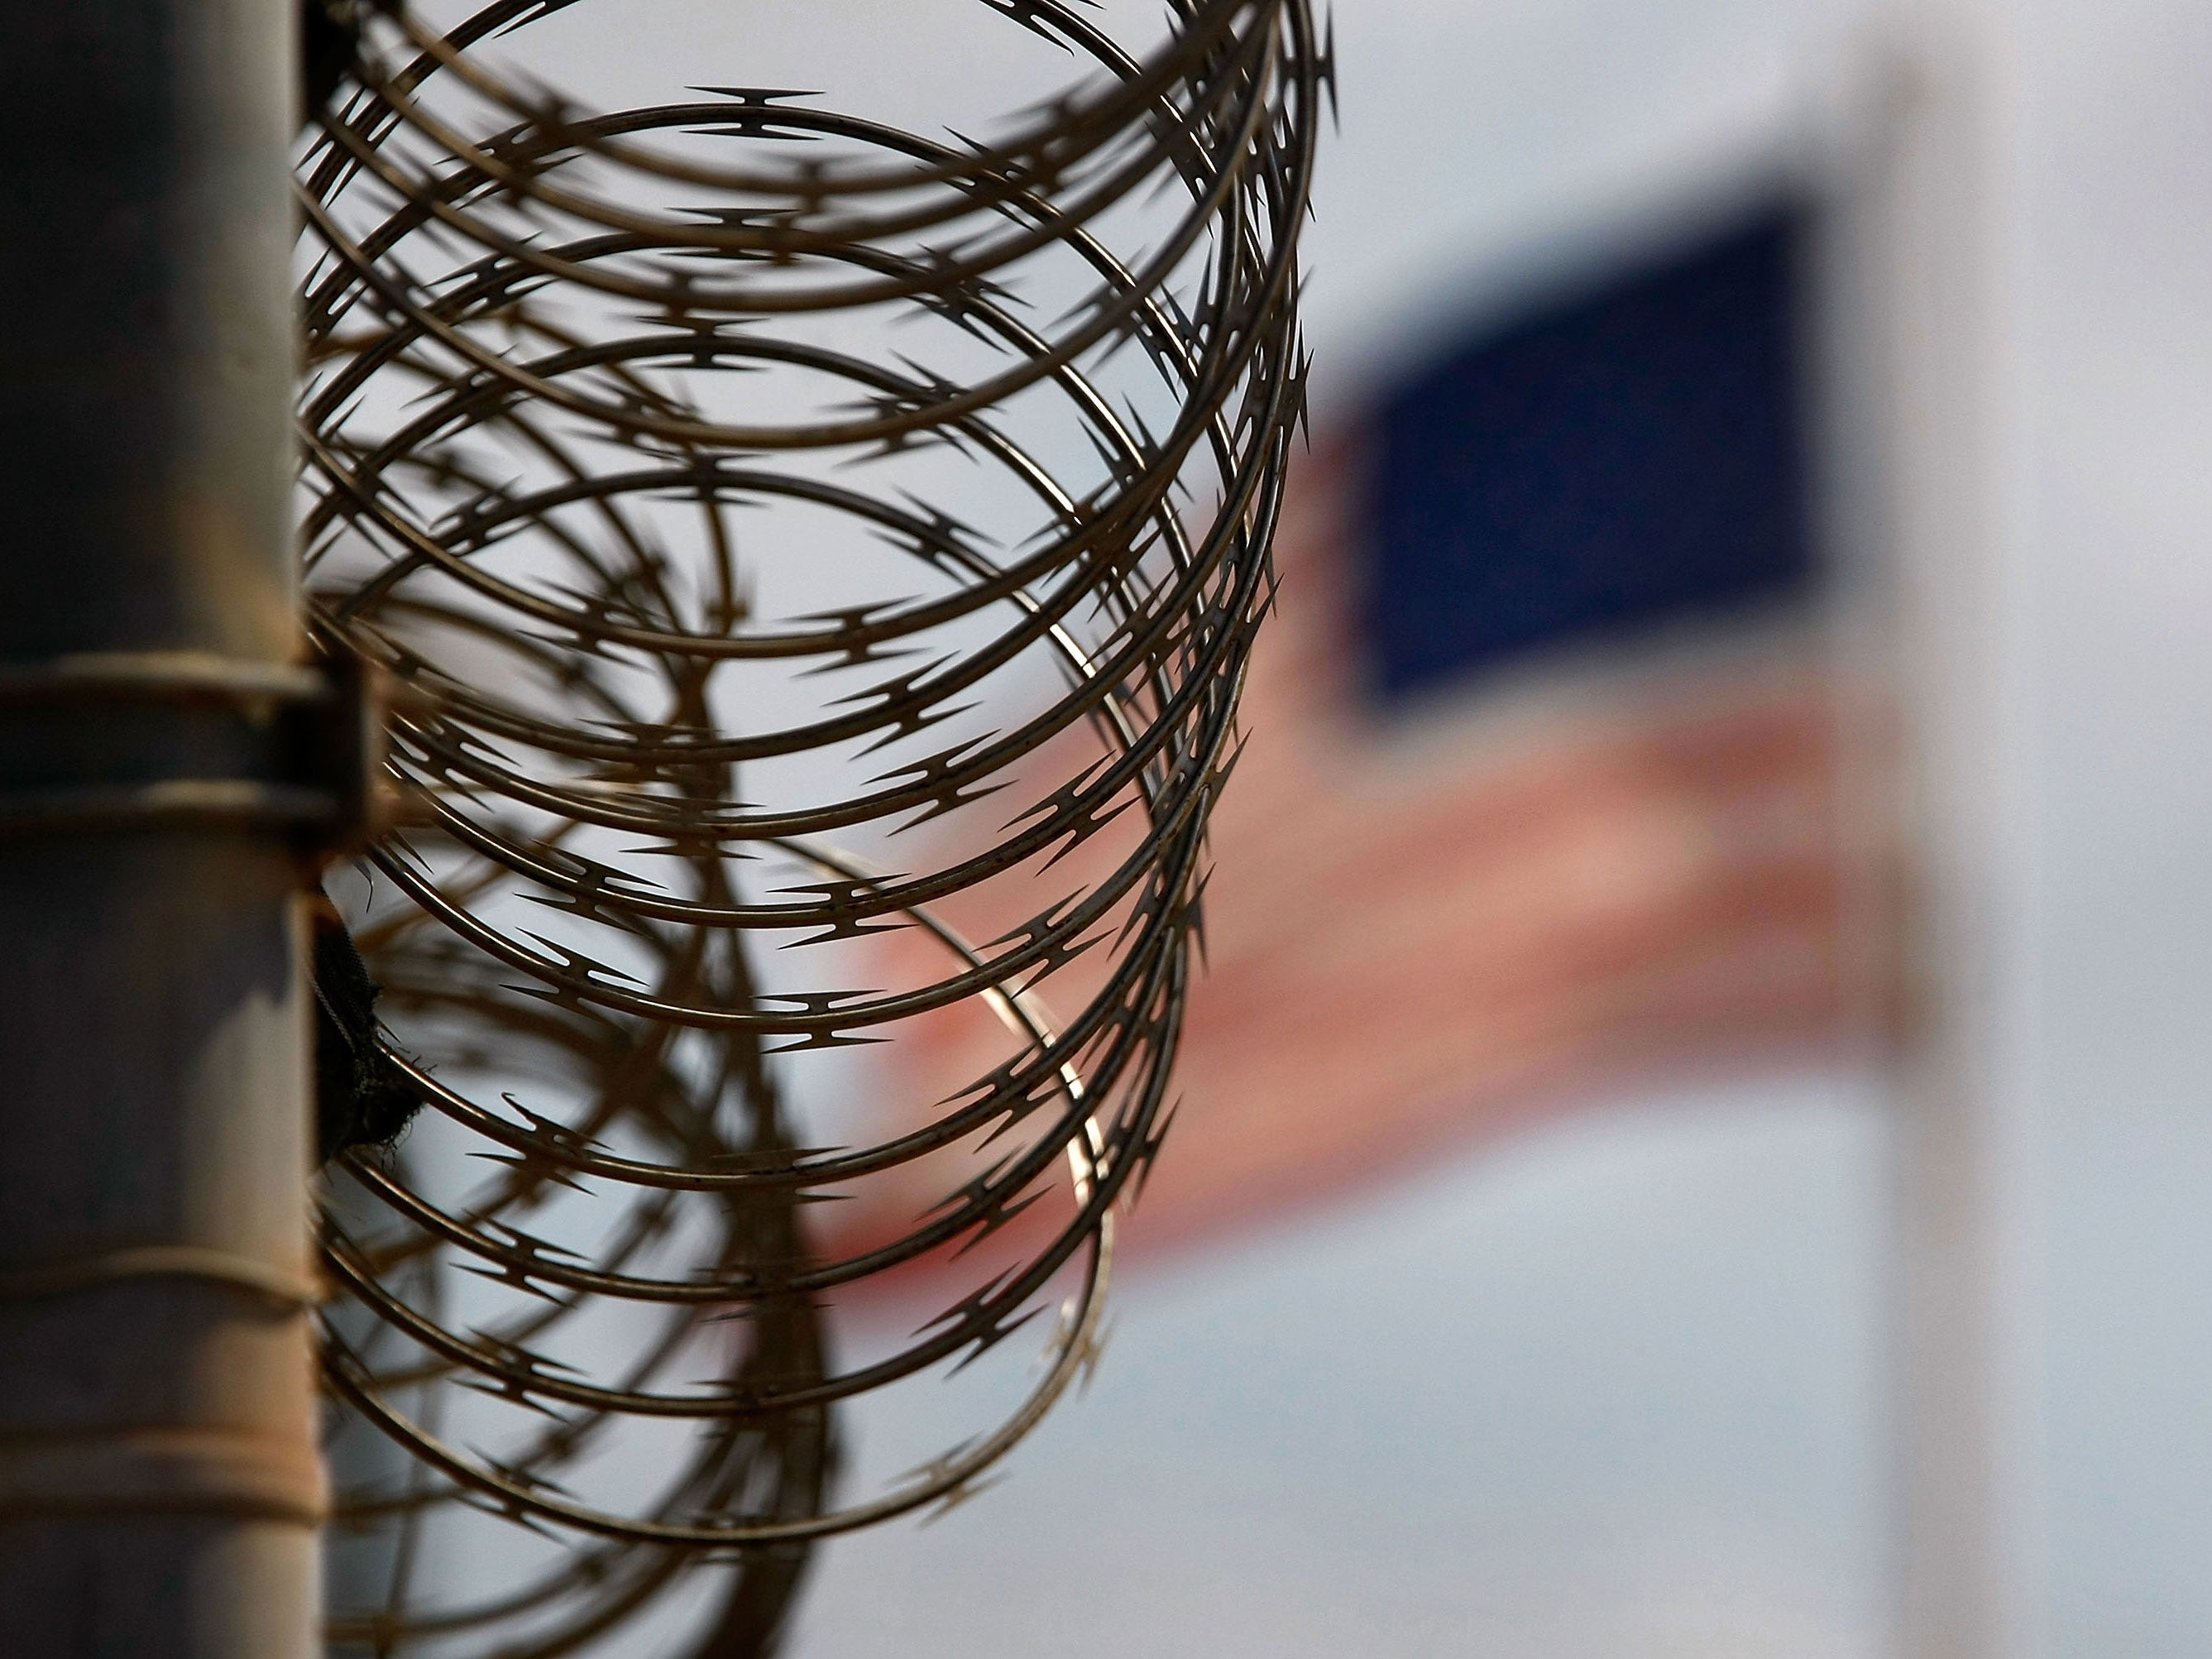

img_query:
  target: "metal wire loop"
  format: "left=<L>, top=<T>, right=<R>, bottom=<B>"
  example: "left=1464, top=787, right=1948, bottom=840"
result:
left=300, top=2, right=1321, bottom=1649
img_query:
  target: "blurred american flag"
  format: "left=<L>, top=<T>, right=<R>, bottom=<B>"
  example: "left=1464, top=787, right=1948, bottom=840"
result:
left=824, top=199, right=1894, bottom=1276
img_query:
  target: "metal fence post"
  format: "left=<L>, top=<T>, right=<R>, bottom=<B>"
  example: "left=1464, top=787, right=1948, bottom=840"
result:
left=0, top=2, right=323, bottom=1653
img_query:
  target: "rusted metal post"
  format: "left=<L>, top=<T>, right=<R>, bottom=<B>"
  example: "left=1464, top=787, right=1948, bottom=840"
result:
left=0, top=2, right=323, bottom=1653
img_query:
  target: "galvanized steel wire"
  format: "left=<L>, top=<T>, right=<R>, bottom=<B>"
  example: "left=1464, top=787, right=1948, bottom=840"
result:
left=299, top=0, right=1320, bottom=1648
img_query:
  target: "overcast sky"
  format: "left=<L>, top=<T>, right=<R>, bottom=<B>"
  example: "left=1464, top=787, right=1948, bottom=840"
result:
left=388, top=3, right=2212, bottom=1652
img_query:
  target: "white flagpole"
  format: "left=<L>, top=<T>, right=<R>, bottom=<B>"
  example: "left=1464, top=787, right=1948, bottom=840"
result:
left=1830, top=5, right=2034, bottom=1655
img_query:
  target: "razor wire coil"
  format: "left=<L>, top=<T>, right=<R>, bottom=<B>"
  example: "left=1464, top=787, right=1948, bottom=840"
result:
left=299, top=1, right=1320, bottom=1648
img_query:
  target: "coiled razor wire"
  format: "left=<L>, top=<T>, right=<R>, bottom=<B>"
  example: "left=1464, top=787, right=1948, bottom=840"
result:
left=298, top=1, right=1321, bottom=1650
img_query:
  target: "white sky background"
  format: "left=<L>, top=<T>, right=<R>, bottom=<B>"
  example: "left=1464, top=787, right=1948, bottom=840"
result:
left=794, top=1073, right=1892, bottom=1659
left=778, top=1, right=1903, bottom=1653
left=2013, top=2, right=2212, bottom=1651
left=778, top=2, right=1897, bottom=1653
left=370, top=1, right=2212, bottom=1652
left=786, top=2, right=2212, bottom=1653
left=423, top=1, right=1898, bottom=1653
